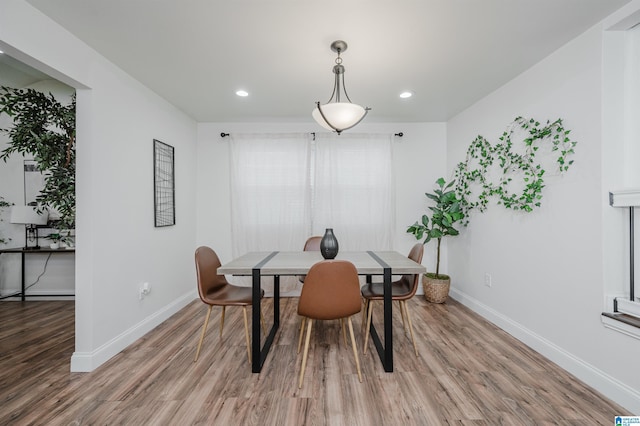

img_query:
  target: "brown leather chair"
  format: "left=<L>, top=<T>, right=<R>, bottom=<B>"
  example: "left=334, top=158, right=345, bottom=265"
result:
left=298, top=236, right=322, bottom=283
left=297, top=260, right=363, bottom=388
left=296, top=235, right=353, bottom=351
left=296, top=235, right=324, bottom=351
left=361, top=243, right=424, bottom=356
left=193, top=246, right=265, bottom=364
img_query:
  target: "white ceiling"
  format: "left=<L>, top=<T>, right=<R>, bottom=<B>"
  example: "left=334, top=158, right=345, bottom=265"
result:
left=20, top=0, right=631, bottom=123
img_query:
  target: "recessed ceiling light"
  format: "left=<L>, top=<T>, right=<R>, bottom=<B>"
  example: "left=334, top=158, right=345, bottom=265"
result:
left=236, top=90, right=249, bottom=97
left=399, top=91, right=413, bottom=99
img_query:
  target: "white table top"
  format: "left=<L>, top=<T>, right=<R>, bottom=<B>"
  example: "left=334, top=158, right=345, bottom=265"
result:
left=217, top=250, right=426, bottom=276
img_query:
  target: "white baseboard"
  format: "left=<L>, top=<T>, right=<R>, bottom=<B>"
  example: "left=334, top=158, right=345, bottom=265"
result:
left=70, top=291, right=197, bottom=372
left=449, top=287, right=640, bottom=414
left=0, top=288, right=75, bottom=301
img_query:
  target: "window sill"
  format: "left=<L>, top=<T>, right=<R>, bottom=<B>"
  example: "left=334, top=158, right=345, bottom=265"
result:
left=601, top=312, right=640, bottom=340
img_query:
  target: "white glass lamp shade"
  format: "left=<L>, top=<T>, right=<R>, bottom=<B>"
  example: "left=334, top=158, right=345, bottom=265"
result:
left=10, top=205, right=49, bottom=225
left=312, top=102, right=368, bottom=132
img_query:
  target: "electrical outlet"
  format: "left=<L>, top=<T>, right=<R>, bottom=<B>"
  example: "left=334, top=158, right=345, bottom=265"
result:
left=139, top=282, right=151, bottom=300
left=484, top=273, right=492, bottom=288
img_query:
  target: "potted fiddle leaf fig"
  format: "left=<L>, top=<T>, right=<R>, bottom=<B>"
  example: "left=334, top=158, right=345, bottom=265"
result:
left=407, top=177, right=464, bottom=303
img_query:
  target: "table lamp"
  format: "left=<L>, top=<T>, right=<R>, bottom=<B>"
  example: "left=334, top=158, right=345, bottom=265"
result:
left=10, top=205, right=49, bottom=250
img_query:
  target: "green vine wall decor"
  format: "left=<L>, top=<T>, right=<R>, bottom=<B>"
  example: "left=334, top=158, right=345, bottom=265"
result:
left=453, top=117, right=577, bottom=224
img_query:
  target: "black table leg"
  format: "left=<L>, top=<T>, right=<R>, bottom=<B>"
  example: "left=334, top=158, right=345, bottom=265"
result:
left=273, top=275, right=280, bottom=326
left=251, top=251, right=279, bottom=373
left=366, top=251, right=393, bottom=372
left=382, top=267, right=393, bottom=371
left=251, top=267, right=262, bottom=372
left=21, top=252, right=25, bottom=301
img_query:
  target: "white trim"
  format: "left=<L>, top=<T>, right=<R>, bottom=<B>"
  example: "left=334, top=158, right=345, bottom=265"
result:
left=70, top=291, right=196, bottom=372
left=609, top=189, right=640, bottom=207
left=602, top=314, right=640, bottom=340
left=616, top=298, right=640, bottom=317
left=450, top=287, right=640, bottom=414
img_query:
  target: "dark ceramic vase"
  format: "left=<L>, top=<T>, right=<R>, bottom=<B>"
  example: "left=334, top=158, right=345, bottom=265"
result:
left=320, top=228, right=339, bottom=259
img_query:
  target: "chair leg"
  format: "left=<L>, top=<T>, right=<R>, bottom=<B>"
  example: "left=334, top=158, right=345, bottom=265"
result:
left=219, top=306, right=226, bottom=338
left=398, top=300, right=407, bottom=334
left=242, top=306, right=251, bottom=364
left=363, top=301, right=374, bottom=354
left=402, top=301, right=419, bottom=357
left=347, top=317, right=363, bottom=383
left=298, top=318, right=314, bottom=389
left=297, top=316, right=306, bottom=354
left=194, top=305, right=213, bottom=362
left=341, top=318, right=348, bottom=346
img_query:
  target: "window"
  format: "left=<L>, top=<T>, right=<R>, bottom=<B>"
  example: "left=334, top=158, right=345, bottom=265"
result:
left=229, top=132, right=394, bottom=291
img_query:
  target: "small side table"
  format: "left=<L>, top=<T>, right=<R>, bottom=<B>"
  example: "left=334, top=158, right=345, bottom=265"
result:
left=0, top=246, right=75, bottom=301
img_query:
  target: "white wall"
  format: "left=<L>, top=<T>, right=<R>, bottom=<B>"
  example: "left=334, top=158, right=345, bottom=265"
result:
left=1, top=0, right=198, bottom=371
left=0, top=79, right=76, bottom=299
left=196, top=122, right=447, bottom=280
left=446, top=6, right=640, bottom=413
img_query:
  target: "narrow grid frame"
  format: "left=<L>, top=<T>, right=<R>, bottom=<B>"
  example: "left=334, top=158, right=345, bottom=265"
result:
left=153, top=139, right=175, bottom=227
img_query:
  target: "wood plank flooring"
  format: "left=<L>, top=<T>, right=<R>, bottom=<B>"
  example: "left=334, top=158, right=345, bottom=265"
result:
left=0, top=297, right=630, bottom=425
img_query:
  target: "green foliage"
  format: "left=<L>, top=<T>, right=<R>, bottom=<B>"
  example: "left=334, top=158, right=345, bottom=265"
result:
left=45, top=232, right=62, bottom=242
left=0, top=87, right=76, bottom=229
left=453, top=117, right=576, bottom=224
left=406, top=178, right=465, bottom=278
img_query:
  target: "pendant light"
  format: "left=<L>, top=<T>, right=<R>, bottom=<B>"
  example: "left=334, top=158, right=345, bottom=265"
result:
left=312, top=40, right=371, bottom=135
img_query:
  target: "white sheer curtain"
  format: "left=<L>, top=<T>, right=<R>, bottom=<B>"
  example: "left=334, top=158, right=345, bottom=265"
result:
left=230, top=133, right=311, bottom=292
left=313, top=133, right=394, bottom=250
left=229, top=132, right=394, bottom=292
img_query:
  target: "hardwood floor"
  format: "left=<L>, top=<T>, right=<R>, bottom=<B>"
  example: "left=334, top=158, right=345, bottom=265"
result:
left=0, top=297, right=630, bottom=425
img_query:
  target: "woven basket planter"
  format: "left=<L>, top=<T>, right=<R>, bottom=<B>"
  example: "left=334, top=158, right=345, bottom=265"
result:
left=423, top=274, right=450, bottom=303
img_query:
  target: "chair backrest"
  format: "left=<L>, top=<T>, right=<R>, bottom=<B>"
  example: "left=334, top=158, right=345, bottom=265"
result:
left=298, top=260, right=361, bottom=320
left=298, top=236, right=323, bottom=283
left=194, top=246, right=230, bottom=302
left=303, top=236, right=322, bottom=251
left=399, top=243, right=424, bottom=297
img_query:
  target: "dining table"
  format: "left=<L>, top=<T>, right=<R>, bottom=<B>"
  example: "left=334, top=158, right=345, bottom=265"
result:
left=217, top=250, right=426, bottom=373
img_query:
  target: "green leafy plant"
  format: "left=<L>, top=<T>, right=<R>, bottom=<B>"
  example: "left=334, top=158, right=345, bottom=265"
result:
left=45, top=233, right=62, bottom=243
left=0, top=86, right=76, bottom=230
left=453, top=117, right=577, bottom=224
left=407, top=178, right=465, bottom=278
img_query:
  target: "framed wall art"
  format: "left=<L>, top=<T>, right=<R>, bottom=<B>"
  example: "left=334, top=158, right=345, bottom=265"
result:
left=153, top=139, right=175, bottom=227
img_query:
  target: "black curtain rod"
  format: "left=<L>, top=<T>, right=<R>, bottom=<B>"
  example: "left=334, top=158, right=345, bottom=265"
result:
left=220, top=132, right=403, bottom=138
